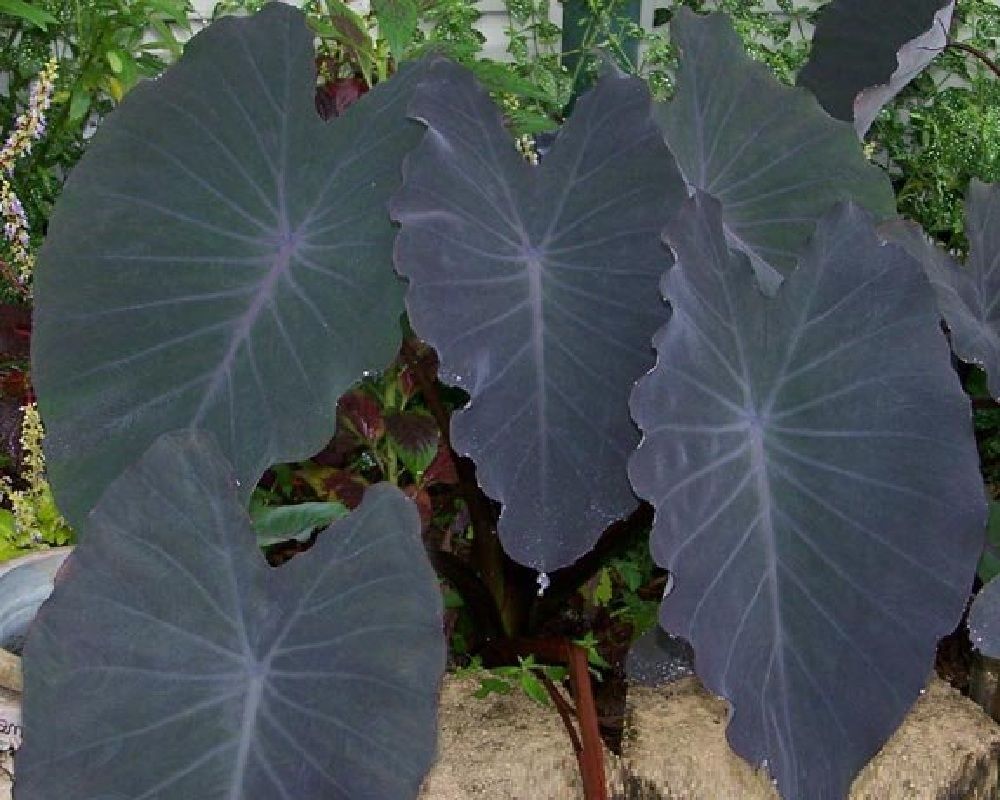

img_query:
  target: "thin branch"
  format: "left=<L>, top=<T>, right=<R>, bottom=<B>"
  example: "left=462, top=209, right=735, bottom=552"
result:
left=536, top=669, right=584, bottom=757
left=947, top=41, right=1000, bottom=80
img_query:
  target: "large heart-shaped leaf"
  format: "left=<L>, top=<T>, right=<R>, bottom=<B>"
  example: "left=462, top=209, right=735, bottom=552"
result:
left=657, top=9, right=894, bottom=294
left=16, top=431, right=445, bottom=799
left=628, top=194, right=984, bottom=799
left=881, top=181, right=1000, bottom=398
left=32, top=3, right=429, bottom=531
left=391, top=60, right=685, bottom=572
left=798, top=0, right=955, bottom=137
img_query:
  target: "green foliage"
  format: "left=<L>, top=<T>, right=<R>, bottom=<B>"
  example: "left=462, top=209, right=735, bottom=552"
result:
left=456, top=654, right=568, bottom=707
left=579, top=536, right=661, bottom=640
left=640, top=0, right=819, bottom=98
left=979, top=501, right=1000, bottom=583
left=249, top=498, right=349, bottom=547
left=0, top=403, right=73, bottom=560
left=0, top=0, right=192, bottom=251
left=573, top=631, right=611, bottom=672
left=421, top=0, right=486, bottom=62
left=870, top=0, right=1000, bottom=252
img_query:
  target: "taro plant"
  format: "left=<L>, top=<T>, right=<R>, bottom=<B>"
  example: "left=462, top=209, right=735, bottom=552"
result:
left=17, top=3, right=998, bottom=800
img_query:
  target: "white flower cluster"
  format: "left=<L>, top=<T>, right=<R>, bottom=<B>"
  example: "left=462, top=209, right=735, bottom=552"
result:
left=0, top=57, right=58, bottom=289
left=515, top=133, right=539, bottom=166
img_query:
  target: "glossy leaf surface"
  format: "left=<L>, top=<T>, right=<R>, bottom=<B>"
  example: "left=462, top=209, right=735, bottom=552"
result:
left=881, top=181, right=1000, bottom=398
left=392, top=61, right=684, bottom=572
left=799, top=0, right=955, bottom=136
left=0, top=548, right=71, bottom=654
left=17, top=432, right=445, bottom=799
left=629, top=194, right=984, bottom=799
left=657, top=9, right=894, bottom=293
left=33, top=3, right=427, bottom=530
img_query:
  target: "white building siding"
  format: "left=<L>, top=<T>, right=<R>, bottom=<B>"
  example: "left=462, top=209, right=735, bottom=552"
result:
left=185, top=0, right=666, bottom=63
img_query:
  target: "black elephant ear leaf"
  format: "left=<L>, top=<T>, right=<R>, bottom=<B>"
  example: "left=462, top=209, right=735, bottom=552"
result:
left=16, top=431, right=446, bottom=800
left=881, top=181, right=1000, bottom=399
left=657, top=10, right=895, bottom=294
left=625, top=625, right=695, bottom=688
left=32, top=3, right=431, bottom=531
left=798, top=0, right=955, bottom=137
left=969, top=575, right=1000, bottom=659
left=391, top=60, right=685, bottom=573
left=628, top=193, right=984, bottom=799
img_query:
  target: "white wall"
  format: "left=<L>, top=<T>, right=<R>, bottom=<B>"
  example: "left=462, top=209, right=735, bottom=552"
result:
left=186, top=0, right=574, bottom=62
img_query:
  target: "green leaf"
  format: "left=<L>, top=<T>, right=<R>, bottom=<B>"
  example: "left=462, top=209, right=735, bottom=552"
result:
left=145, top=19, right=183, bottom=57
left=574, top=632, right=610, bottom=669
left=105, top=51, right=124, bottom=75
left=442, top=587, right=464, bottom=609
left=0, top=0, right=58, bottom=29
left=372, top=0, right=418, bottom=61
left=613, top=558, right=642, bottom=593
left=519, top=672, right=550, bottom=706
left=979, top=501, right=1000, bottom=583
left=505, top=108, right=559, bottom=135
left=593, top=568, right=613, bottom=605
left=467, top=61, right=553, bottom=103
left=473, top=677, right=513, bottom=698
left=386, top=410, right=438, bottom=476
left=251, top=501, right=349, bottom=547
left=318, top=0, right=375, bottom=83
left=143, top=0, right=190, bottom=21
left=0, top=508, right=14, bottom=541
left=68, top=85, right=91, bottom=122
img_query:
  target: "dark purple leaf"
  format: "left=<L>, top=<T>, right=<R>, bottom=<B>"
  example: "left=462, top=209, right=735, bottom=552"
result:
left=628, top=194, right=984, bottom=799
left=881, top=181, right=1000, bottom=398
left=311, top=427, right=363, bottom=467
left=322, top=468, right=368, bottom=509
left=392, top=59, right=685, bottom=573
left=659, top=10, right=895, bottom=293
left=316, top=76, right=369, bottom=120
left=799, top=0, right=955, bottom=136
left=338, top=389, right=386, bottom=442
left=422, top=443, right=458, bottom=487
left=16, top=431, right=445, bottom=799
left=32, top=4, right=431, bottom=531
left=386, top=410, right=439, bottom=468
left=625, top=625, right=695, bottom=688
